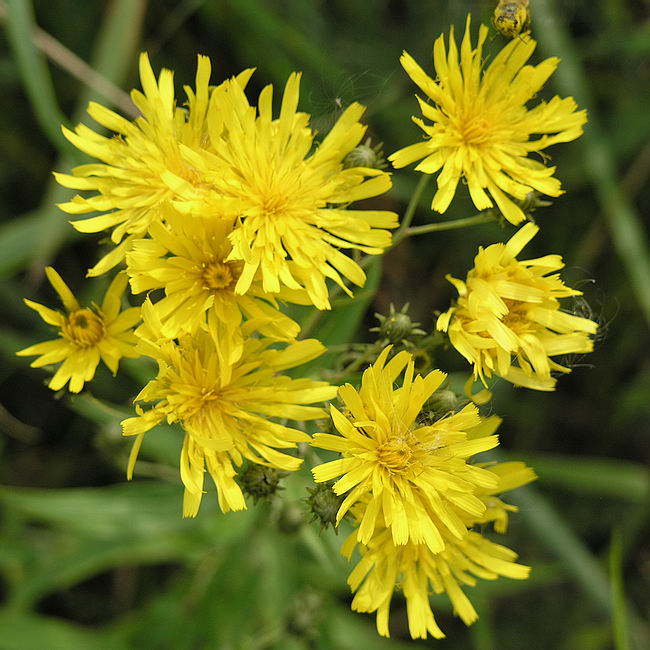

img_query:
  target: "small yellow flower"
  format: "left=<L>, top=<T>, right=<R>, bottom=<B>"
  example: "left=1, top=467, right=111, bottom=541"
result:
left=340, top=449, right=535, bottom=640
left=389, top=15, right=587, bottom=224
left=126, top=209, right=307, bottom=366
left=166, top=72, right=399, bottom=309
left=54, top=53, right=253, bottom=276
left=122, top=302, right=337, bottom=517
left=437, top=223, right=598, bottom=391
left=17, top=268, right=140, bottom=393
left=311, top=347, right=500, bottom=552
left=341, top=506, right=530, bottom=640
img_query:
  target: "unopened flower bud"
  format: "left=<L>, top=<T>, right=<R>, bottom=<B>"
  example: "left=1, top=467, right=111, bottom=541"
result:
left=306, top=481, right=343, bottom=530
left=419, top=389, right=468, bottom=424
left=344, top=138, right=387, bottom=170
left=371, top=303, right=426, bottom=345
left=237, top=464, right=286, bottom=504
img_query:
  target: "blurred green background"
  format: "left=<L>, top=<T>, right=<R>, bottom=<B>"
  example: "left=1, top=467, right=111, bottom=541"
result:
left=1, top=0, right=649, bottom=648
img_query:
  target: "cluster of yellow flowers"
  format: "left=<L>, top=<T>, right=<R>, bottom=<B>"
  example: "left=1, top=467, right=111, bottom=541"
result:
left=311, top=347, right=536, bottom=638
left=18, top=14, right=598, bottom=642
left=392, top=16, right=597, bottom=393
left=20, top=51, right=398, bottom=515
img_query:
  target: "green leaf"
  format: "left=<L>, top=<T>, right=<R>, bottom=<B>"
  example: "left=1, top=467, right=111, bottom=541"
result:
left=322, top=601, right=417, bottom=650
left=0, top=610, right=127, bottom=650
left=503, top=452, right=650, bottom=502
left=4, top=0, right=74, bottom=154
left=0, top=481, right=251, bottom=541
left=0, top=481, right=258, bottom=610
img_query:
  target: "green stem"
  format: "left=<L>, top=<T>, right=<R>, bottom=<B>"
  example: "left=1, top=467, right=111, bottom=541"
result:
left=299, top=306, right=325, bottom=340
left=301, top=181, right=490, bottom=336
left=393, top=173, right=432, bottom=243
left=404, top=212, right=496, bottom=237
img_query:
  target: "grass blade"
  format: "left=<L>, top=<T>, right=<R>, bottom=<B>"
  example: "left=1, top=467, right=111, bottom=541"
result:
left=610, top=530, right=631, bottom=650
left=504, top=452, right=650, bottom=502
left=532, top=0, right=650, bottom=329
left=3, top=0, right=74, bottom=154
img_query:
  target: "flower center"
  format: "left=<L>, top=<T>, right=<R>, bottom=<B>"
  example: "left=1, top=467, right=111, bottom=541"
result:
left=459, top=114, right=492, bottom=147
left=502, top=300, right=530, bottom=333
left=202, top=260, right=241, bottom=291
left=199, top=385, right=221, bottom=401
left=376, top=435, right=416, bottom=474
left=61, top=308, right=105, bottom=347
left=260, top=192, right=289, bottom=216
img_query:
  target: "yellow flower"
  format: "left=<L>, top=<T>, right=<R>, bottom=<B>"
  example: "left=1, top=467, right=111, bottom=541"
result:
left=17, top=268, right=140, bottom=393
left=54, top=53, right=253, bottom=276
left=311, top=347, right=500, bottom=552
left=340, top=449, right=535, bottom=640
left=389, top=15, right=587, bottom=224
left=437, top=223, right=598, bottom=391
left=166, top=72, right=399, bottom=309
left=122, top=302, right=337, bottom=516
left=126, top=209, right=307, bottom=366
left=341, top=505, right=530, bottom=640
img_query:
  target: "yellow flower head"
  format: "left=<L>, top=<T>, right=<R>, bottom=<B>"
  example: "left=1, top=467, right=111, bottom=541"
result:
left=437, top=223, right=598, bottom=391
left=389, top=15, right=587, bottom=224
left=55, top=53, right=252, bottom=276
left=167, top=72, right=399, bottom=309
left=339, top=435, right=535, bottom=639
left=341, top=510, right=530, bottom=640
left=311, top=347, right=500, bottom=552
left=17, top=268, right=140, bottom=393
left=122, top=303, right=337, bottom=516
left=126, top=209, right=307, bottom=367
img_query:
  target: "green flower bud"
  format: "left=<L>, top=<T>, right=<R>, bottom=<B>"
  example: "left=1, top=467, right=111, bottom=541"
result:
left=306, top=481, right=343, bottom=530
left=344, top=137, right=387, bottom=170
left=419, top=389, right=468, bottom=424
left=237, top=464, right=286, bottom=504
left=371, top=303, right=426, bottom=345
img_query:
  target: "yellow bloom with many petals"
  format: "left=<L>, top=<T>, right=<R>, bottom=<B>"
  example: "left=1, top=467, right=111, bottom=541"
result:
left=341, top=510, right=530, bottom=640
left=437, top=223, right=598, bottom=391
left=311, top=347, right=500, bottom=552
left=55, top=53, right=253, bottom=276
left=126, top=209, right=307, bottom=367
left=167, top=72, right=399, bottom=309
left=122, top=303, right=337, bottom=516
left=340, top=451, right=535, bottom=640
left=389, top=16, right=587, bottom=224
left=17, top=268, right=140, bottom=393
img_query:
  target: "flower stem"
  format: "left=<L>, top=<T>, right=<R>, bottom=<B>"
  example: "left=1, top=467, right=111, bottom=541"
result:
left=392, top=174, right=432, bottom=243
left=404, top=212, right=497, bottom=238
